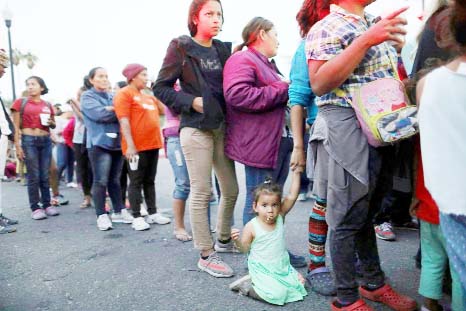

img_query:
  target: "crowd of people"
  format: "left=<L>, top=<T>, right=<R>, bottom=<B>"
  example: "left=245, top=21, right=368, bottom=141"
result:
left=0, top=0, right=465, bottom=310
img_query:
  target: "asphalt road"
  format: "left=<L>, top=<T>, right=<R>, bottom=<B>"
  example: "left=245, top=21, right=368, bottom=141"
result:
left=0, top=159, right=423, bottom=311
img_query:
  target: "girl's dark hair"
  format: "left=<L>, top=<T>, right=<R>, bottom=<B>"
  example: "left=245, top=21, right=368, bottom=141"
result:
left=234, top=17, right=274, bottom=53
left=296, top=0, right=331, bottom=38
left=188, top=0, right=224, bottom=37
left=451, top=0, right=466, bottom=47
left=252, top=178, right=282, bottom=204
left=26, top=76, right=49, bottom=95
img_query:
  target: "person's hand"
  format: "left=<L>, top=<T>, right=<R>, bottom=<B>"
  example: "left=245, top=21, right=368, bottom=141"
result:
left=231, top=228, right=240, bottom=240
left=16, top=146, right=25, bottom=161
left=409, top=197, right=420, bottom=217
left=47, top=118, right=55, bottom=128
left=105, top=106, right=115, bottom=111
left=125, top=145, right=138, bottom=161
left=360, top=7, right=408, bottom=47
left=297, top=273, right=305, bottom=285
left=290, top=147, right=306, bottom=171
left=192, top=97, right=204, bottom=113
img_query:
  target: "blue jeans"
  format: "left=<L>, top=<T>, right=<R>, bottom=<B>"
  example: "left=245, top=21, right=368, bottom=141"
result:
left=22, top=135, right=52, bottom=211
left=88, top=146, right=124, bottom=216
left=166, top=137, right=190, bottom=201
left=57, top=143, right=75, bottom=183
left=243, top=137, right=293, bottom=225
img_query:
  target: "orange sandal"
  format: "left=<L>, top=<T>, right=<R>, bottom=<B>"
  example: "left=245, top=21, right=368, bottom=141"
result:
left=331, top=299, right=374, bottom=311
left=359, top=284, right=417, bottom=311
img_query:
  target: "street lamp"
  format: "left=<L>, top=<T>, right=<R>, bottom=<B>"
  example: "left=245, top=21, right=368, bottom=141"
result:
left=2, top=6, right=16, bottom=100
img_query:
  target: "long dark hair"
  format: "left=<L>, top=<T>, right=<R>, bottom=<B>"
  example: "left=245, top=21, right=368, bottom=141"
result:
left=234, top=17, right=274, bottom=53
left=296, top=0, right=331, bottom=38
left=188, top=0, right=224, bottom=37
left=26, top=76, right=49, bottom=95
left=451, top=0, right=466, bottom=47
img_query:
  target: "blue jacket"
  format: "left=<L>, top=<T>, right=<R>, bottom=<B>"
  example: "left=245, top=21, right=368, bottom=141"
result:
left=288, top=40, right=318, bottom=125
left=81, top=88, right=121, bottom=151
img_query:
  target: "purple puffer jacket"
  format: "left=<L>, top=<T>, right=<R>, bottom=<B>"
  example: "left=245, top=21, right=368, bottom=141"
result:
left=223, top=48, right=289, bottom=169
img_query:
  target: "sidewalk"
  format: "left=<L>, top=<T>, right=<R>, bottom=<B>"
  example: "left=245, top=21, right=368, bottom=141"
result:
left=0, top=159, right=422, bottom=311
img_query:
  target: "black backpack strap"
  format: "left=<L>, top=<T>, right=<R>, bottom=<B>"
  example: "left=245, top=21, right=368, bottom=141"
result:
left=19, top=97, right=28, bottom=129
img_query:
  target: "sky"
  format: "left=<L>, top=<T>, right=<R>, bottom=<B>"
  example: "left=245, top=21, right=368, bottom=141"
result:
left=0, top=0, right=425, bottom=103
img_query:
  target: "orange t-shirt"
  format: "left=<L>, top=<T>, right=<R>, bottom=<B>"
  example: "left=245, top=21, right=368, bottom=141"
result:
left=114, top=86, right=164, bottom=154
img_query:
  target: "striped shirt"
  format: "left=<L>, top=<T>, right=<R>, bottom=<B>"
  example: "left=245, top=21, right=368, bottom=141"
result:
left=306, top=4, right=398, bottom=107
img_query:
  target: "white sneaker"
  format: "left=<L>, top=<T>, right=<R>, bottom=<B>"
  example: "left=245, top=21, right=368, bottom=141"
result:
left=97, top=214, right=113, bottom=231
left=132, top=217, right=150, bottom=231
left=66, top=182, right=78, bottom=188
left=297, top=193, right=307, bottom=201
left=120, top=209, right=134, bottom=224
left=146, top=213, right=171, bottom=225
left=140, top=204, right=149, bottom=216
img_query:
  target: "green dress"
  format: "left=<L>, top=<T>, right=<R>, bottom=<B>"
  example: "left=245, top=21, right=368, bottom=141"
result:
left=248, top=215, right=307, bottom=305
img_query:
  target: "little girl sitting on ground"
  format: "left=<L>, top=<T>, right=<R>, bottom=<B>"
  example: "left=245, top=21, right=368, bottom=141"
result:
left=230, top=169, right=307, bottom=305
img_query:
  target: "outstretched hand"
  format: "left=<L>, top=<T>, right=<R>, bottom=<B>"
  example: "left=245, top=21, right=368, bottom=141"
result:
left=362, top=6, right=408, bottom=47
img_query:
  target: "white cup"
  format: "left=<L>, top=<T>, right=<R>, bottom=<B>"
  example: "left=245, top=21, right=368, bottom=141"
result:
left=128, top=155, right=139, bottom=171
left=39, top=113, right=50, bottom=126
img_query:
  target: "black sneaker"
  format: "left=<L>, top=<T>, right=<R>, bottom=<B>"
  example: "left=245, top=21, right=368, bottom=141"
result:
left=288, top=251, right=307, bottom=268
left=0, top=225, right=16, bottom=234
left=0, top=215, right=18, bottom=225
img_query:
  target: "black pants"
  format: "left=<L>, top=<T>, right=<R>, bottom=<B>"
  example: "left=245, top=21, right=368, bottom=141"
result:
left=120, top=163, right=128, bottom=205
left=330, top=148, right=385, bottom=304
left=371, top=142, right=413, bottom=226
left=127, top=149, right=159, bottom=218
left=73, top=143, right=93, bottom=196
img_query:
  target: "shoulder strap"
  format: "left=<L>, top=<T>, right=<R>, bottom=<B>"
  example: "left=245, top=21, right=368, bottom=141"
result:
left=19, top=97, right=28, bottom=129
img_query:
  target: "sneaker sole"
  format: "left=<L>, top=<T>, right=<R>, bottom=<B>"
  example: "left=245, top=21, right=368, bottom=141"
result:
left=112, top=219, right=133, bottom=224
left=375, top=234, right=396, bottom=241
left=131, top=225, right=150, bottom=231
left=197, top=262, right=234, bottom=278
left=98, top=227, right=112, bottom=231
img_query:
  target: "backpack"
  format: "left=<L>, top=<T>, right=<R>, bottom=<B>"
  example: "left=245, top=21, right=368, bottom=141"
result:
left=335, top=58, right=419, bottom=147
left=19, top=97, right=54, bottom=129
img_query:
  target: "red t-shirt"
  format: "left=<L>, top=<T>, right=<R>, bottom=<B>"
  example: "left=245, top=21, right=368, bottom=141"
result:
left=11, top=98, right=54, bottom=132
left=415, top=142, right=440, bottom=224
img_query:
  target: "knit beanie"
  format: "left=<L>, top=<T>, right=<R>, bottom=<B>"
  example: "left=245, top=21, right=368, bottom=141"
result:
left=122, top=63, right=146, bottom=82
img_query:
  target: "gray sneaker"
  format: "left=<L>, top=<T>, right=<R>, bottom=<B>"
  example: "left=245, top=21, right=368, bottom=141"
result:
left=229, top=274, right=252, bottom=295
left=44, top=206, right=60, bottom=216
left=0, top=225, right=16, bottom=234
left=214, top=239, right=239, bottom=253
left=31, top=209, right=47, bottom=220
left=197, top=252, right=234, bottom=278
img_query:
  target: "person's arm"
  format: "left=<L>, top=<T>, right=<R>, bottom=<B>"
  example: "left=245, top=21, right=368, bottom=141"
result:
left=69, top=98, right=84, bottom=121
left=153, top=38, right=202, bottom=114
left=231, top=223, right=254, bottom=253
left=223, top=55, right=289, bottom=113
left=309, top=8, right=408, bottom=96
left=281, top=169, right=302, bottom=216
left=11, top=111, right=24, bottom=161
left=80, top=92, right=117, bottom=123
left=119, top=118, right=137, bottom=160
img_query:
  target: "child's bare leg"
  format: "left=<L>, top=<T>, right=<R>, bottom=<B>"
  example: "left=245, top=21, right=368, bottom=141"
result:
left=423, top=297, right=443, bottom=311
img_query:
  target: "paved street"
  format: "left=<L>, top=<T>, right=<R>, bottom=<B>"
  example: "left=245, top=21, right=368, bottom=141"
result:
left=0, top=158, right=422, bottom=311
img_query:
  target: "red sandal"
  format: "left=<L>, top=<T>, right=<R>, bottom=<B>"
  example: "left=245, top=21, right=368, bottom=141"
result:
left=330, top=299, right=374, bottom=311
left=359, top=284, right=417, bottom=311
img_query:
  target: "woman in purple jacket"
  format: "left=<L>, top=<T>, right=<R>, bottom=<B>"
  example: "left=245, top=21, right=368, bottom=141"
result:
left=223, top=17, right=306, bottom=268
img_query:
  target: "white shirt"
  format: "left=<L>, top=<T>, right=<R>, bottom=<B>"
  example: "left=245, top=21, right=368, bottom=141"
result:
left=419, top=65, right=466, bottom=216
